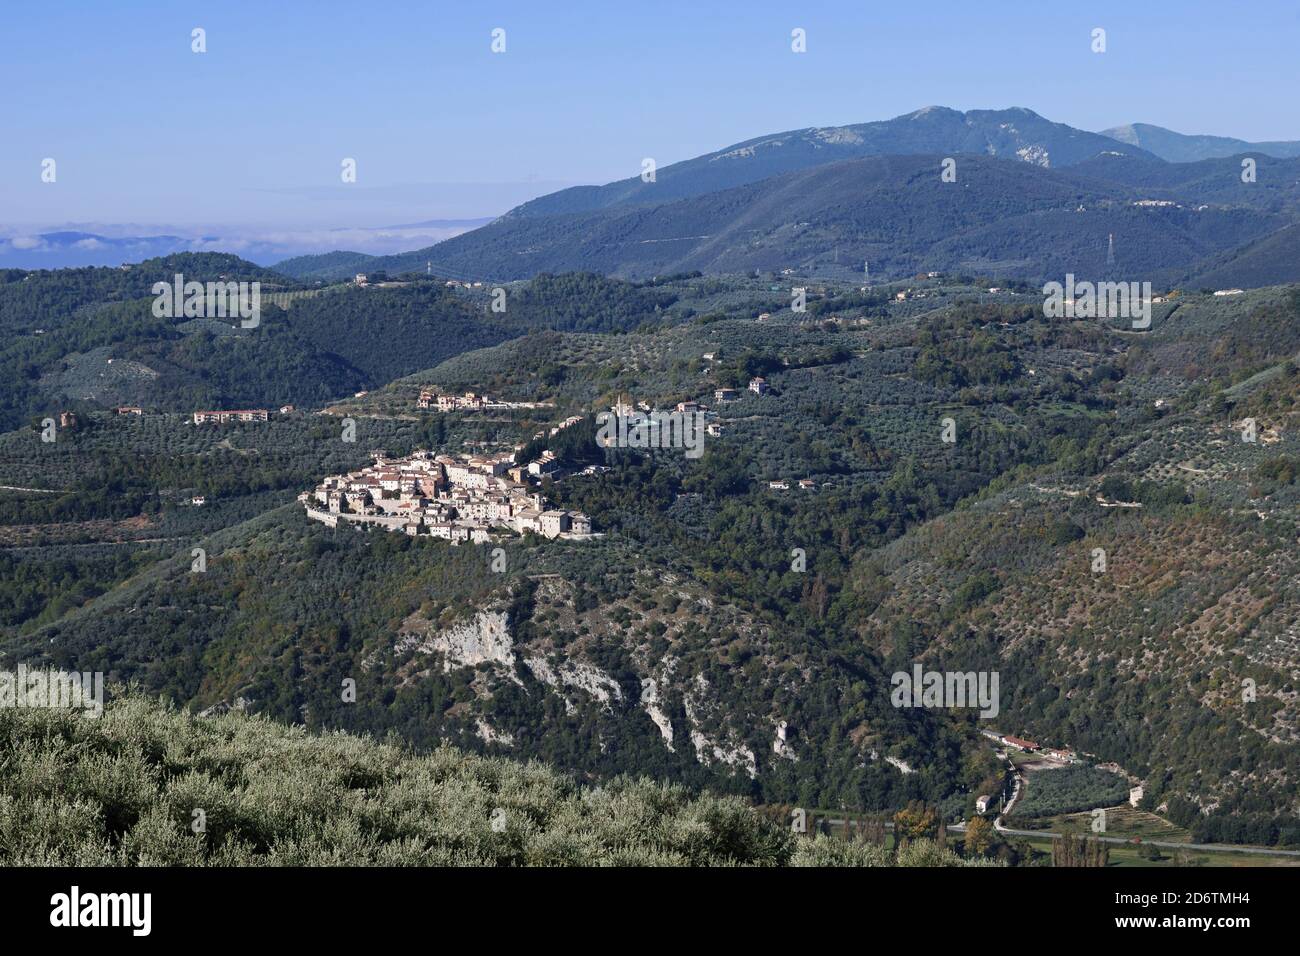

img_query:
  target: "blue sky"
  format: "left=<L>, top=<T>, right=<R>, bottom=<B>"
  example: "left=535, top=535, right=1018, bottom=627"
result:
left=3, top=0, right=1297, bottom=239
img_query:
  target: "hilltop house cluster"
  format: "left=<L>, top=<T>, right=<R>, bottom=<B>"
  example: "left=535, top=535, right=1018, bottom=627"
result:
left=301, top=450, right=593, bottom=543
left=603, top=396, right=727, bottom=440
left=418, top=390, right=555, bottom=412
left=711, top=377, right=771, bottom=403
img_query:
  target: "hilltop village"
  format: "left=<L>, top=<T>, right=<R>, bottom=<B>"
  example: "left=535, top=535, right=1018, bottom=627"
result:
left=300, top=381, right=753, bottom=543
left=301, top=449, right=594, bottom=543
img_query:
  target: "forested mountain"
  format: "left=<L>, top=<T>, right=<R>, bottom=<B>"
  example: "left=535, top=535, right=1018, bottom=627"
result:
left=359, top=153, right=1286, bottom=283
left=1181, top=222, right=1300, bottom=290
left=0, top=253, right=290, bottom=332
left=506, top=107, right=1157, bottom=219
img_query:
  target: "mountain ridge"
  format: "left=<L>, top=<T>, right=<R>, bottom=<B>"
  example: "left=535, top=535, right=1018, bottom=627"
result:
left=509, top=106, right=1161, bottom=219
left=1102, top=122, right=1300, bottom=162
left=302, top=152, right=1289, bottom=284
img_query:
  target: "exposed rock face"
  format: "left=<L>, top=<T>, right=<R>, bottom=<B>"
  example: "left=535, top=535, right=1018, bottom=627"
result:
left=640, top=678, right=674, bottom=750
left=402, top=610, right=516, bottom=673
left=525, top=656, right=622, bottom=711
left=813, top=127, right=865, bottom=146
left=684, top=675, right=757, bottom=779
left=373, top=573, right=812, bottom=787
left=773, top=720, right=796, bottom=761
left=688, top=728, right=757, bottom=779
left=557, top=661, right=623, bottom=704
left=887, top=755, right=916, bottom=775
left=1016, top=144, right=1050, bottom=167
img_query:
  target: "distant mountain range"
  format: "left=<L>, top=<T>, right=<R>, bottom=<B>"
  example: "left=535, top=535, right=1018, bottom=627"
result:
left=1101, top=123, right=1300, bottom=163
left=0, top=219, right=491, bottom=271
left=0, top=231, right=197, bottom=269
left=272, top=107, right=1300, bottom=289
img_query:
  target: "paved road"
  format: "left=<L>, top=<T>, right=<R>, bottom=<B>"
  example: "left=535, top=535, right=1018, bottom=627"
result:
left=990, top=824, right=1300, bottom=857
left=806, top=816, right=1300, bottom=857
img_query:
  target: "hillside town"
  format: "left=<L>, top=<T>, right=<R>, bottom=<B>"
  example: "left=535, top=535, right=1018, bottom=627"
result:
left=418, top=389, right=554, bottom=412
left=301, top=449, right=594, bottom=543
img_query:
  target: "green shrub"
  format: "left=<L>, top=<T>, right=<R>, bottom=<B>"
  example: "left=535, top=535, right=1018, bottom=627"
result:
left=0, top=693, right=997, bottom=867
